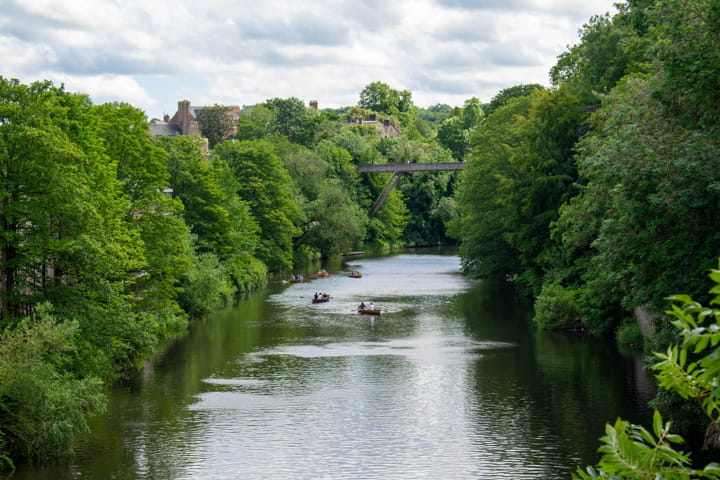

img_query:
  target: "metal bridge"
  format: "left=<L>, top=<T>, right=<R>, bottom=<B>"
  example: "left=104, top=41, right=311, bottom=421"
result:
left=356, top=162, right=464, bottom=216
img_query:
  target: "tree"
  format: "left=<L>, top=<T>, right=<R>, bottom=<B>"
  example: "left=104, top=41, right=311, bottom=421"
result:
left=485, top=84, right=544, bottom=115
left=214, top=139, right=302, bottom=270
left=437, top=97, right=485, bottom=160
left=94, top=102, right=194, bottom=317
left=398, top=143, right=457, bottom=246
left=449, top=94, right=532, bottom=280
left=196, top=104, right=236, bottom=149
left=277, top=141, right=367, bottom=257
left=554, top=76, right=720, bottom=330
left=264, top=97, right=316, bottom=146
left=0, top=79, right=145, bottom=326
left=650, top=0, right=720, bottom=131
left=156, top=135, right=260, bottom=260
left=235, top=106, right=274, bottom=141
left=358, top=81, right=413, bottom=116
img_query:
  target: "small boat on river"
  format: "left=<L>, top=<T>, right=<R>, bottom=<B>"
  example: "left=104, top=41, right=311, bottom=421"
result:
left=317, top=269, right=328, bottom=277
left=357, top=305, right=382, bottom=315
left=348, top=270, right=362, bottom=278
left=290, top=274, right=303, bottom=283
left=312, top=293, right=331, bottom=303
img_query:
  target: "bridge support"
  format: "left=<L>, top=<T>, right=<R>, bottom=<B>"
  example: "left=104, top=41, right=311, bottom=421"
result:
left=368, top=171, right=405, bottom=217
left=358, top=162, right=464, bottom=217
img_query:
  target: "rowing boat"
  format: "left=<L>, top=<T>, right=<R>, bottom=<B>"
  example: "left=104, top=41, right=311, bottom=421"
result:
left=358, top=307, right=381, bottom=315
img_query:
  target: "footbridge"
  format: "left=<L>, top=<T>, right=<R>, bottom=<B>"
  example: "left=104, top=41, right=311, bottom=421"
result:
left=357, top=162, right=464, bottom=216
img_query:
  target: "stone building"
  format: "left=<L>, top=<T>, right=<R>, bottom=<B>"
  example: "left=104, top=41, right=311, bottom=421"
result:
left=149, top=100, right=244, bottom=137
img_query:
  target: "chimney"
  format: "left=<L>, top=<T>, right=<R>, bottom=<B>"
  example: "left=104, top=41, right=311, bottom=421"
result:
left=178, top=100, right=192, bottom=135
left=163, top=114, right=170, bottom=122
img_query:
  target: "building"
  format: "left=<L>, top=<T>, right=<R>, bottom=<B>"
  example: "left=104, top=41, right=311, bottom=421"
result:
left=149, top=100, right=244, bottom=137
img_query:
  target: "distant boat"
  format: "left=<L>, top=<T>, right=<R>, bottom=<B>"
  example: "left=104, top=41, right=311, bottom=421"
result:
left=290, top=274, right=303, bottom=283
left=358, top=306, right=381, bottom=315
left=317, top=269, right=328, bottom=277
left=348, top=270, right=362, bottom=278
left=312, top=294, right=331, bottom=303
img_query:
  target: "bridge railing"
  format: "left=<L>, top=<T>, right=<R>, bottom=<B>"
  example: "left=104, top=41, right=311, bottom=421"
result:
left=356, top=162, right=464, bottom=173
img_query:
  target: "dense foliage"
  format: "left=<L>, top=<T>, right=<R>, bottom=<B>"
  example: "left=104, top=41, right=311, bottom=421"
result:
left=574, top=266, right=720, bottom=479
left=3, top=0, right=718, bottom=469
left=448, top=0, right=720, bottom=462
left=0, top=72, right=461, bottom=468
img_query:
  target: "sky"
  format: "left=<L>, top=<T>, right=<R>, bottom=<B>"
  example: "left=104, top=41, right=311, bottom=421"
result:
left=0, top=0, right=619, bottom=120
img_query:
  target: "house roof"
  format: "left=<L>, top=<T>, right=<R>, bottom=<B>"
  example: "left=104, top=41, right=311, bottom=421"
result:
left=149, top=122, right=183, bottom=136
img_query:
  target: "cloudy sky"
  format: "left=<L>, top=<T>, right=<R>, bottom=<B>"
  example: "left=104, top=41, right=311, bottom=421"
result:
left=1, top=0, right=618, bottom=120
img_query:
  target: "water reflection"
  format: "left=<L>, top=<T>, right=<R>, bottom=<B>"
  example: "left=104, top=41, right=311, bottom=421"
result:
left=10, top=252, right=654, bottom=480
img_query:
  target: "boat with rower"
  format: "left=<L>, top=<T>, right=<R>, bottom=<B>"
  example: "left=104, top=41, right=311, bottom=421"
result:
left=357, top=304, right=381, bottom=315
left=312, top=293, right=331, bottom=303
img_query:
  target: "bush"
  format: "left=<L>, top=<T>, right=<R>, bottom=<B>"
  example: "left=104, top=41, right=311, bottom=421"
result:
left=0, top=305, right=105, bottom=466
left=615, top=317, right=644, bottom=349
left=225, top=254, right=268, bottom=294
left=533, top=283, right=581, bottom=329
left=179, top=253, right=235, bottom=316
left=573, top=263, right=720, bottom=479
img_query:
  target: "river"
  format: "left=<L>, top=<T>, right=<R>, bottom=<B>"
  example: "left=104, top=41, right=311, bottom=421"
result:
left=11, top=250, right=654, bottom=479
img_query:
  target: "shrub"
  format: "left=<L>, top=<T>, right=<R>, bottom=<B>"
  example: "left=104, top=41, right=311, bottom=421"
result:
left=615, top=317, right=644, bottom=349
left=179, top=253, right=235, bottom=316
left=533, top=283, right=581, bottom=329
left=0, top=305, right=105, bottom=466
left=573, top=263, right=720, bottom=479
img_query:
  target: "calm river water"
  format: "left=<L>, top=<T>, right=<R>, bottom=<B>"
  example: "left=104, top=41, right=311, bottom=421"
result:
left=12, top=251, right=654, bottom=480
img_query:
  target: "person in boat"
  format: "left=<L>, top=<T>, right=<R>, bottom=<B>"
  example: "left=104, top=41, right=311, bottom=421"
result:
left=360, top=301, right=366, bottom=309
left=314, top=292, right=318, bottom=300
left=369, top=302, right=374, bottom=310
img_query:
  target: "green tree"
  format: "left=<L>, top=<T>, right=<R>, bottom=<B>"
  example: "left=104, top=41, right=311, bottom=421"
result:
left=94, top=102, right=194, bottom=317
left=449, top=94, right=531, bottom=280
left=0, top=81, right=151, bottom=371
left=452, top=84, right=586, bottom=293
left=358, top=81, right=413, bottom=116
left=214, top=139, right=302, bottom=270
left=156, top=135, right=260, bottom=259
left=264, top=97, right=316, bottom=146
left=437, top=97, right=485, bottom=159
left=485, top=84, right=544, bottom=115
left=650, top=0, right=720, bottom=131
left=196, top=104, right=236, bottom=149
left=554, top=76, right=720, bottom=330
left=235, top=106, right=274, bottom=141
left=399, top=144, right=457, bottom=246
left=277, top=141, right=367, bottom=257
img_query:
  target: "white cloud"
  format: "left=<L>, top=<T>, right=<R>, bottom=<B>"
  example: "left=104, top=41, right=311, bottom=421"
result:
left=0, top=0, right=620, bottom=118
left=49, top=72, right=157, bottom=109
